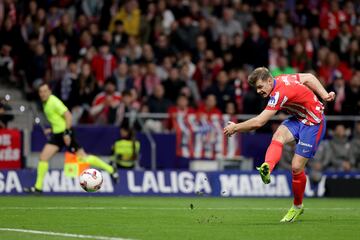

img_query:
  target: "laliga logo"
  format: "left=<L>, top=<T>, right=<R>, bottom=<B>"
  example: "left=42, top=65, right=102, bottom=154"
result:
left=268, top=92, right=280, bottom=107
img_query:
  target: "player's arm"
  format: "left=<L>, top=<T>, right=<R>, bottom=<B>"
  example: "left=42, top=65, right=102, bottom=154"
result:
left=63, top=110, right=72, bottom=130
left=298, top=73, right=336, bottom=102
left=63, top=110, right=73, bottom=146
left=224, top=109, right=277, bottom=136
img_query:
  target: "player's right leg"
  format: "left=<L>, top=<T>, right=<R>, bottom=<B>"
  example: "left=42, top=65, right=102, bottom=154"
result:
left=24, top=143, right=59, bottom=193
left=257, top=124, right=296, bottom=184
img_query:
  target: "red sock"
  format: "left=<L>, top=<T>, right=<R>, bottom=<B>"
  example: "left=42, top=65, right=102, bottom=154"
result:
left=292, top=171, right=306, bottom=206
left=265, top=140, right=283, bottom=172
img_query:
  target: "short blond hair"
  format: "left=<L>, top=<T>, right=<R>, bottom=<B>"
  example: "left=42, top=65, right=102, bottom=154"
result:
left=248, top=67, right=272, bottom=86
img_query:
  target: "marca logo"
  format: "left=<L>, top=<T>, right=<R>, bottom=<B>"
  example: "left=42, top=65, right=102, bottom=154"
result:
left=42, top=170, right=114, bottom=193
left=267, top=92, right=280, bottom=107
left=127, top=171, right=212, bottom=194
left=219, top=174, right=291, bottom=197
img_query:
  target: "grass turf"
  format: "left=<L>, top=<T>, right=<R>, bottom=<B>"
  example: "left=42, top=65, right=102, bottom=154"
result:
left=0, top=197, right=359, bottom=240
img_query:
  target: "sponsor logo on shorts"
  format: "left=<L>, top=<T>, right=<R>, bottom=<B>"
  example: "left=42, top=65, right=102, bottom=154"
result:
left=298, top=140, right=313, bottom=148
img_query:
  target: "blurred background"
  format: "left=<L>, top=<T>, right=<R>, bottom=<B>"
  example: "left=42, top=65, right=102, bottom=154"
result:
left=0, top=0, right=360, bottom=197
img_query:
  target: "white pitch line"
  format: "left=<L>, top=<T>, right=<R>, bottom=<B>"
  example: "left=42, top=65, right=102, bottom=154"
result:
left=0, top=207, right=359, bottom=211
left=0, top=228, right=134, bottom=240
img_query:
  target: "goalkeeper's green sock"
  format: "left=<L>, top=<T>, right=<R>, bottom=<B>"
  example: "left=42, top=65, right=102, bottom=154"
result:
left=34, top=161, right=49, bottom=190
left=83, top=155, right=114, bottom=174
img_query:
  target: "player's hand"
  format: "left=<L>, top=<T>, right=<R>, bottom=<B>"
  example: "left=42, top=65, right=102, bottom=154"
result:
left=63, top=134, right=71, bottom=146
left=323, top=91, right=336, bottom=102
left=224, top=121, right=237, bottom=137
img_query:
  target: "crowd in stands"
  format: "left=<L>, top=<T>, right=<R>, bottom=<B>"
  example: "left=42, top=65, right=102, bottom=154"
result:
left=1, top=0, right=360, bottom=169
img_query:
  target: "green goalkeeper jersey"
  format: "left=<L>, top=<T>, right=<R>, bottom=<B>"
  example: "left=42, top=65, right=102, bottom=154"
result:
left=43, top=95, right=68, bottom=134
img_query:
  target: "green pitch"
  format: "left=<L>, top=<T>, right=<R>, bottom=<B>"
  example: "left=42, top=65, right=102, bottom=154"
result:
left=0, top=197, right=359, bottom=240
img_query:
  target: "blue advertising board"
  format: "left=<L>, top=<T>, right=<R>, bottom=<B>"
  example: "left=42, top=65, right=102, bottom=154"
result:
left=0, top=169, right=346, bottom=197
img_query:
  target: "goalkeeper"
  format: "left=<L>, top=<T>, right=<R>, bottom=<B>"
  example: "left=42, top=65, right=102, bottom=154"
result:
left=24, top=83, right=119, bottom=193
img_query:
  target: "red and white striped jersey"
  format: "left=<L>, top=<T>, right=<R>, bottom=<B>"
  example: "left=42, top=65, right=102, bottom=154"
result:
left=265, top=74, right=324, bottom=125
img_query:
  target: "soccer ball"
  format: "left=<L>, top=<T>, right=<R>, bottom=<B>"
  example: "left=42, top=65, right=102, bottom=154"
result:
left=79, top=169, right=103, bottom=192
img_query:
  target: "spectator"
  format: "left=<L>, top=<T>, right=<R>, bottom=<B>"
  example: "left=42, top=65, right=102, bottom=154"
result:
left=27, top=43, right=47, bottom=88
left=49, top=42, right=69, bottom=84
left=146, top=84, right=172, bottom=113
left=350, top=122, right=360, bottom=170
left=46, top=3, right=62, bottom=32
left=197, top=94, right=222, bottom=116
left=171, top=11, right=199, bottom=52
left=111, top=63, right=133, bottom=93
left=319, top=0, right=347, bottom=40
left=137, top=43, right=155, bottom=64
left=111, top=20, right=128, bottom=48
left=178, top=52, right=195, bottom=80
left=156, top=56, right=172, bottom=81
left=242, top=22, right=269, bottom=68
left=114, top=43, right=131, bottom=64
left=225, top=101, right=237, bottom=116
left=143, top=63, right=161, bottom=97
left=214, top=34, right=231, bottom=58
left=230, top=33, right=246, bottom=69
left=326, top=70, right=347, bottom=115
left=51, top=13, right=77, bottom=56
left=318, top=51, right=352, bottom=85
left=90, top=79, right=121, bottom=124
left=331, top=22, right=352, bottom=61
left=78, top=63, right=98, bottom=106
left=253, top=1, right=277, bottom=30
left=168, top=94, right=195, bottom=130
left=179, top=64, right=201, bottom=106
left=80, top=0, right=103, bottom=21
left=139, top=2, right=156, bottom=44
left=0, top=44, right=14, bottom=84
left=73, top=63, right=99, bottom=124
left=162, top=67, right=186, bottom=103
left=154, top=0, right=175, bottom=36
left=192, top=49, right=222, bottom=92
left=109, top=0, right=140, bottom=37
left=213, top=7, right=243, bottom=42
left=129, top=64, right=143, bottom=96
left=204, top=71, right=235, bottom=113
left=343, top=73, right=360, bottom=115
left=0, top=98, right=13, bottom=128
left=197, top=18, right=214, bottom=50
left=153, top=34, right=175, bottom=64
left=192, top=35, right=208, bottom=63
left=57, top=61, right=79, bottom=110
left=269, top=11, right=294, bottom=41
left=270, top=55, right=296, bottom=77
left=345, top=39, right=360, bottom=69
left=234, top=2, right=253, bottom=30
left=115, top=90, right=139, bottom=127
left=111, top=123, right=140, bottom=169
left=127, top=36, right=142, bottom=62
left=314, top=124, right=352, bottom=171
left=91, top=42, right=117, bottom=87
left=291, top=42, right=312, bottom=72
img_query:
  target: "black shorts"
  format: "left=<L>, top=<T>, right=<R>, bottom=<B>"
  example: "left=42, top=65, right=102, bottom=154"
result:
left=48, top=130, right=81, bottom=153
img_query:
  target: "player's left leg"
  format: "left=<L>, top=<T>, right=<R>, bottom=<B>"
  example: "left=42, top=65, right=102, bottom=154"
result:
left=280, top=154, right=308, bottom=222
left=281, top=119, right=326, bottom=222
